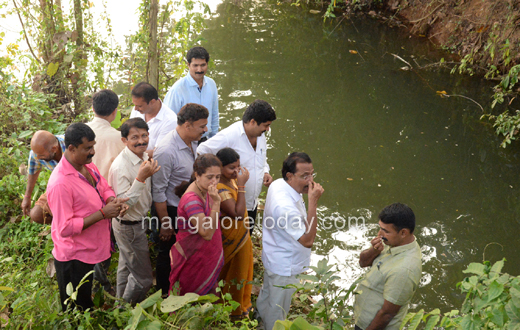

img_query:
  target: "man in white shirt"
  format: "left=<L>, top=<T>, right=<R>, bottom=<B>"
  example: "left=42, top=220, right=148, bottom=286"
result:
left=86, top=89, right=126, bottom=295
left=86, top=89, right=125, bottom=180
left=130, top=82, right=177, bottom=158
left=197, top=99, right=276, bottom=234
left=108, top=118, right=160, bottom=304
left=163, top=46, right=218, bottom=140
left=257, top=152, right=324, bottom=330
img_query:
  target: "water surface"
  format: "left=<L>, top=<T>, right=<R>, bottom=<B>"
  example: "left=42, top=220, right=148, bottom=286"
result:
left=202, top=0, right=520, bottom=311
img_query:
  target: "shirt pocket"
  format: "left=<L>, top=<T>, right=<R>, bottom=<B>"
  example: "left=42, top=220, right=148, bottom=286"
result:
left=365, top=267, right=386, bottom=293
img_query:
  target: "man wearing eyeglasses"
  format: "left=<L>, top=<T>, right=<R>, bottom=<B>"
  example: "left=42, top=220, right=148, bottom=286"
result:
left=256, top=152, right=324, bottom=330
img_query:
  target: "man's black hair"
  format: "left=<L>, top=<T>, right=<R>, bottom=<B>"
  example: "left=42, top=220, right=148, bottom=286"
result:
left=186, top=46, right=210, bottom=64
left=379, top=203, right=416, bottom=233
left=177, top=103, right=209, bottom=125
left=92, top=89, right=119, bottom=117
left=242, top=99, right=277, bottom=125
left=131, top=82, right=159, bottom=104
left=121, top=118, right=149, bottom=139
left=65, top=123, right=96, bottom=148
left=282, top=152, right=312, bottom=181
left=216, top=147, right=240, bottom=167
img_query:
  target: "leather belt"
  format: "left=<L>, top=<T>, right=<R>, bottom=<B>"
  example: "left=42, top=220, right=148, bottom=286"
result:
left=116, top=218, right=142, bottom=226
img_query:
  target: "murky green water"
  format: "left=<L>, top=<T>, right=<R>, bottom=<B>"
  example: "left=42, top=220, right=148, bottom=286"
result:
left=202, top=0, right=520, bottom=311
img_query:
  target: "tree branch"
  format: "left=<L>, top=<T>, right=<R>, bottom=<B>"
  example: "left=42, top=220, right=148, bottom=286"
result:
left=12, top=0, right=41, bottom=64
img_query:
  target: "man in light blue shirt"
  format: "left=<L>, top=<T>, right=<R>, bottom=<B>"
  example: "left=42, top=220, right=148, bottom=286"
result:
left=163, top=47, right=218, bottom=140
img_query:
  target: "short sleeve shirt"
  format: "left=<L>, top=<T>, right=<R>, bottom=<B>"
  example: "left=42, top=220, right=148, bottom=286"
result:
left=354, top=239, right=422, bottom=330
left=261, top=178, right=311, bottom=276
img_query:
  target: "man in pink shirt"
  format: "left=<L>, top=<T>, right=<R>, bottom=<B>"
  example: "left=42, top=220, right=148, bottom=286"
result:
left=47, top=123, right=129, bottom=311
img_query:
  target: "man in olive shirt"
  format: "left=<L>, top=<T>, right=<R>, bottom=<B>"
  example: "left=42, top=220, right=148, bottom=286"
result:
left=354, top=203, right=422, bottom=330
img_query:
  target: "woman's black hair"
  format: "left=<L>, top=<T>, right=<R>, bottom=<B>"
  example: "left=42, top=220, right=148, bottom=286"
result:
left=216, top=147, right=240, bottom=167
left=175, top=154, right=222, bottom=197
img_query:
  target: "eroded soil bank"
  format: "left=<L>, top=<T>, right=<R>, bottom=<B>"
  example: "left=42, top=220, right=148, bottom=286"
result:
left=343, top=0, right=520, bottom=76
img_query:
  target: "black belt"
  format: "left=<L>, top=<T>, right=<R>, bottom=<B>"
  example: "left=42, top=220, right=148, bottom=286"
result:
left=116, top=218, right=142, bottom=226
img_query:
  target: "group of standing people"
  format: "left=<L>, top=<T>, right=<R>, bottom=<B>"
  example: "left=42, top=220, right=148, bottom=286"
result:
left=22, top=45, right=423, bottom=330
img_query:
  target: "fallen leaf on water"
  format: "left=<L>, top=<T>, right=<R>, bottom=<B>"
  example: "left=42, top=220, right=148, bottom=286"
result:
left=349, top=50, right=358, bottom=54
left=309, top=9, right=320, bottom=14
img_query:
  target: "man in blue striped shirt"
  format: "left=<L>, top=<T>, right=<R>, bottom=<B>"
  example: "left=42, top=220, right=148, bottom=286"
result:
left=163, top=47, right=219, bottom=141
left=22, top=131, right=66, bottom=224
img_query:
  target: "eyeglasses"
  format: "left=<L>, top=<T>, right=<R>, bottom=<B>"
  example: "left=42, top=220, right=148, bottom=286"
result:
left=296, top=172, right=317, bottom=180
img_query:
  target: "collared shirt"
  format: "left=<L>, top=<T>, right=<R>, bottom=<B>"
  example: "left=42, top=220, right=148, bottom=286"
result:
left=130, top=100, right=177, bottom=149
left=354, top=239, right=422, bottom=330
left=163, top=74, right=219, bottom=138
left=86, top=117, right=125, bottom=180
left=152, top=128, right=197, bottom=207
left=108, top=147, right=151, bottom=221
left=197, top=121, right=270, bottom=210
left=27, top=135, right=66, bottom=175
left=47, top=156, right=116, bottom=264
left=261, top=178, right=310, bottom=276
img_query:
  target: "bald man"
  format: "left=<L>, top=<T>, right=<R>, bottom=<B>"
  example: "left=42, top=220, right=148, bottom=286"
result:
left=22, top=130, right=66, bottom=224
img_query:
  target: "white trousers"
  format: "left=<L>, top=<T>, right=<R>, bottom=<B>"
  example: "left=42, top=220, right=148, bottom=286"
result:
left=256, top=269, right=299, bottom=330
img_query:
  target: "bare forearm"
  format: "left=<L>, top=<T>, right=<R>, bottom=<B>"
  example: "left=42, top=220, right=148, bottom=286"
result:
left=298, top=201, right=318, bottom=248
left=199, top=202, right=221, bottom=240
left=365, top=309, right=397, bottom=330
left=155, top=201, right=169, bottom=224
left=83, top=210, right=105, bottom=230
left=359, top=248, right=381, bottom=267
left=235, top=192, right=246, bottom=221
left=25, top=172, right=39, bottom=196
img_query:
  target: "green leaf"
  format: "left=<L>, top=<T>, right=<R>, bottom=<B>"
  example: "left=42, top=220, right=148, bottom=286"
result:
left=490, top=259, right=505, bottom=276
left=487, top=280, right=504, bottom=302
left=129, top=305, right=144, bottom=330
left=491, top=305, right=506, bottom=327
left=92, top=286, right=104, bottom=307
left=47, top=62, right=59, bottom=77
left=424, top=314, right=440, bottom=330
left=160, top=292, right=199, bottom=313
left=139, top=290, right=162, bottom=309
left=400, top=312, right=415, bottom=329
left=66, top=282, right=73, bottom=297
left=273, top=320, right=291, bottom=330
left=111, top=109, right=123, bottom=129
left=18, top=130, right=33, bottom=139
left=506, top=299, right=520, bottom=321
left=290, top=316, right=323, bottom=330
left=298, top=274, right=319, bottom=282
left=463, top=263, right=486, bottom=276
left=408, top=309, right=425, bottom=330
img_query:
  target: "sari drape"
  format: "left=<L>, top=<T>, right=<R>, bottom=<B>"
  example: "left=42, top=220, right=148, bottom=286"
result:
left=169, top=192, right=224, bottom=296
left=217, top=180, right=254, bottom=316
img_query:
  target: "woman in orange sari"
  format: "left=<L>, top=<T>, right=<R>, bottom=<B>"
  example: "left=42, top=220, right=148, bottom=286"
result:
left=216, top=148, right=253, bottom=317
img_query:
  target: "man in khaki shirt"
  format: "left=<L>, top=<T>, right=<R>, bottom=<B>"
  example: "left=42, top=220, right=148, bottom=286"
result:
left=354, top=203, right=422, bottom=330
left=87, top=89, right=125, bottom=180
left=108, top=118, right=160, bottom=303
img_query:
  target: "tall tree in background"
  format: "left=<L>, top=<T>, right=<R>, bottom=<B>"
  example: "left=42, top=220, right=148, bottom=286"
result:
left=148, top=0, right=159, bottom=89
left=123, top=0, right=210, bottom=103
left=10, top=0, right=120, bottom=119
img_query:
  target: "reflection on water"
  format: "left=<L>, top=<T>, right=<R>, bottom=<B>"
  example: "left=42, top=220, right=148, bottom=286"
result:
left=202, top=0, right=520, bottom=311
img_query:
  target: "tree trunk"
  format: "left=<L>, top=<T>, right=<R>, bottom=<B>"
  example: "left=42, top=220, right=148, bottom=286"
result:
left=148, top=0, right=159, bottom=89
left=72, top=0, right=85, bottom=116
